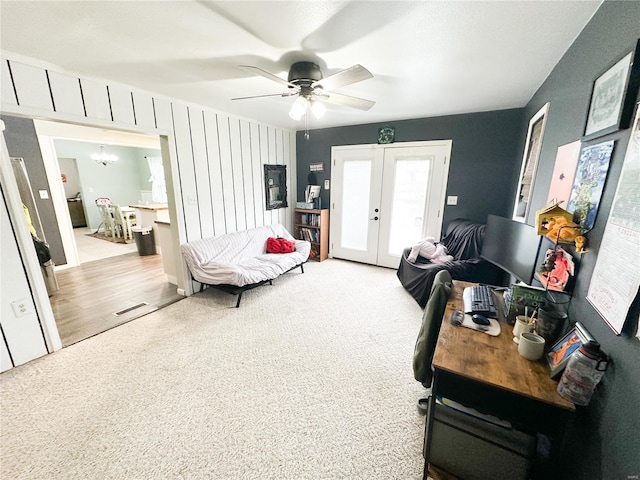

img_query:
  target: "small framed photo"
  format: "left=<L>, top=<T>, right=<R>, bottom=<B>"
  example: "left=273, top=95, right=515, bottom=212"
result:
left=584, top=39, right=640, bottom=140
left=546, top=322, right=594, bottom=378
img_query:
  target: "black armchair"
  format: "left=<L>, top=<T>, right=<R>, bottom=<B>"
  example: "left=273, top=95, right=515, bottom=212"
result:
left=397, top=219, right=502, bottom=308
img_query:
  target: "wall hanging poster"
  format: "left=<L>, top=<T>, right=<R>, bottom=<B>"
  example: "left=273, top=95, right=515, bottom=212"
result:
left=587, top=103, right=640, bottom=336
left=547, top=140, right=581, bottom=207
left=567, top=140, right=614, bottom=230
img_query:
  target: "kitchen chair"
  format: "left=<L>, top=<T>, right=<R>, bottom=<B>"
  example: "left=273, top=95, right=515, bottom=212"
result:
left=95, top=198, right=116, bottom=236
left=110, top=204, right=136, bottom=241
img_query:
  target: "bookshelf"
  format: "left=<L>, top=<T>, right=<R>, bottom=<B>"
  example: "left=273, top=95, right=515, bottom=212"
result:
left=294, top=208, right=329, bottom=261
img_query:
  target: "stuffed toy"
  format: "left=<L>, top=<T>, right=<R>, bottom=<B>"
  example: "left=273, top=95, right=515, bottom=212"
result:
left=537, top=247, right=575, bottom=291
left=407, top=236, right=453, bottom=264
left=544, top=216, right=582, bottom=246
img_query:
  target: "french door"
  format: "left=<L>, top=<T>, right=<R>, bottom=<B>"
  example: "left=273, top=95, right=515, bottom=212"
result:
left=330, top=141, right=451, bottom=268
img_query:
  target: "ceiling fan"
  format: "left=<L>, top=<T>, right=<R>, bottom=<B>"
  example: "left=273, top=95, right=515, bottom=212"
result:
left=233, top=61, right=375, bottom=121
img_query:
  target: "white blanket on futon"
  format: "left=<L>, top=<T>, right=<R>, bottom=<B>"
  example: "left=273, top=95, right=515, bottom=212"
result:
left=181, top=224, right=311, bottom=287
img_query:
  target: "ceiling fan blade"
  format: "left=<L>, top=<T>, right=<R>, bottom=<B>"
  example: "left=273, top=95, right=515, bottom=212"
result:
left=302, top=1, right=420, bottom=53
left=312, top=64, right=373, bottom=91
left=316, top=92, right=375, bottom=111
left=239, top=65, right=295, bottom=88
left=232, top=92, right=298, bottom=101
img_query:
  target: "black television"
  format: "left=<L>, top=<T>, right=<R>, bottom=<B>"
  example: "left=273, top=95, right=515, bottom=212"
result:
left=481, top=215, right=542, bottom=285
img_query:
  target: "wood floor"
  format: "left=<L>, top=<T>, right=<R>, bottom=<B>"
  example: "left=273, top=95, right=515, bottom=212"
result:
left=49, top=252, right=184, bottom=347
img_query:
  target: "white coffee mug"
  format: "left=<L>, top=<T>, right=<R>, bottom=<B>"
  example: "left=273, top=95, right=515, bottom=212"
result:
left=518, top=332, right=546, bottom=360
left=513, top=316, right=535, bottom=344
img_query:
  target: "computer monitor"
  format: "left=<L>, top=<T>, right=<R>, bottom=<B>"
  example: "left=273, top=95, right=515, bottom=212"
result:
left=481, top=215, right=542, bottom=285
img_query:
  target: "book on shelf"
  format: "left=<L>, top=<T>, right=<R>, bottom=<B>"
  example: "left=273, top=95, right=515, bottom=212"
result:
left=298, top=212, right=321, bottom=226
left=298, top=227, right=319, bottom=243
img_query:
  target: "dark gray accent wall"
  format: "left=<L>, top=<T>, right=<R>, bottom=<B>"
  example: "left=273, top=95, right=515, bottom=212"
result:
left=295, top=2, right=639, bottom=477
left=522, top=2, right=640, bottom=478
left=296, top=108, right=525, bottom=227
left=2, top=115, right=66, bottom=265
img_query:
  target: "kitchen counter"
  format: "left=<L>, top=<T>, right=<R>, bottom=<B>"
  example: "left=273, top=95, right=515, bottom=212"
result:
left=154, top=220, right=176, bottom=285
left=130, top=204, right=169, bottom=251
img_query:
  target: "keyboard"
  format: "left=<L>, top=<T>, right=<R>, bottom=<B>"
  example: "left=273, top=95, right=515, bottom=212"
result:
left=463, top=285, right=497, bottom=318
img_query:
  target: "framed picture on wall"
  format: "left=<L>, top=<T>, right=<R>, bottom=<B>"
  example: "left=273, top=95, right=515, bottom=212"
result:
left=512, top=103, right=550, bottom=223
left=584, top=39, right=640, bottom=140
left=547, top=140, right=581, bottom=208
left=567, top=140, right=614, bottom=230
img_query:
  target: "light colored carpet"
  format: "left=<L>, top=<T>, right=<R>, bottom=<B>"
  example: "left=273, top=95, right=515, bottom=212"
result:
left=1, top=259, right=429, bottom=479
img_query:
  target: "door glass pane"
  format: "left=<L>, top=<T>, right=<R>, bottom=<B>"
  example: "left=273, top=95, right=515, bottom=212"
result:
left=341, top=159, right=371, bottom=250
left=387, top=157, right=431, bottom=255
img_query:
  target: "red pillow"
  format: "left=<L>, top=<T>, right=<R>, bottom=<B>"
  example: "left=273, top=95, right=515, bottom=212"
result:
left=266, top=237, right=296, bottom=254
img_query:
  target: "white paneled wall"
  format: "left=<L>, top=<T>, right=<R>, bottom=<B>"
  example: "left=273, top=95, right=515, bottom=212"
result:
left=81, top=78, right=112, bottom=121
left=132, top=91, right=156, bottom=129
left=2, top=54, right=295, bottom=244
left=1, top=52, right=296, bottom=367
left=1, top=60, right=17, bottom=106
left=1, top=180, right=48, bottom=370
left=47, top=72, right=85, bottom=116
left=10, top=61, right=54, bottom=111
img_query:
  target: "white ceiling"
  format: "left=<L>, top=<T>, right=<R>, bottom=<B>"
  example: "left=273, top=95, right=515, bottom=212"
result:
left=0, top=1, right=602, bottom=131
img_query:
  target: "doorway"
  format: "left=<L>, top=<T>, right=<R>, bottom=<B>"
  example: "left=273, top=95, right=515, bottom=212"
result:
left=27, top=120, right=182, bottom=346
left=330, top=141, right=451, bottom=268
left=34, top=120, right=166, bottom=268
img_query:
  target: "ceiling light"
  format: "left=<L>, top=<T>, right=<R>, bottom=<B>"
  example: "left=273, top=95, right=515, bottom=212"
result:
left=311, top=100, right=326, bottom=119
left=289, top=96, right=308, bottom=120
left=91, top=145, right=118, bottom=166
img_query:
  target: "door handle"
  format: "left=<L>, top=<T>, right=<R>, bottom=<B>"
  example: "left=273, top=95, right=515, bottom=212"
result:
left=369, top=216, right=379, bottom=221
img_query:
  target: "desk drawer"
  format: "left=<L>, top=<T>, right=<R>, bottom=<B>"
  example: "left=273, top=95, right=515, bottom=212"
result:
left=428, top=402, right=536, bottom=480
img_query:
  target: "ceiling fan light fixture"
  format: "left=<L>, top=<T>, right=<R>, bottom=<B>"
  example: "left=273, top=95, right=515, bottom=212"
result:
left=289, top=96, right=308, bottom=120
left=311, top=100, right=326, bottom=119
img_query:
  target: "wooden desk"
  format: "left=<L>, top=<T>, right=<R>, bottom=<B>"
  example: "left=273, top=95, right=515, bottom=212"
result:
left=424, top=281, right=574, bottom=478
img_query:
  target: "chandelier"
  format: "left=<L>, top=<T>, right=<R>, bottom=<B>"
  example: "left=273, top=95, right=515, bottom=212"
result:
left=91, top=145, right=118, bottom=166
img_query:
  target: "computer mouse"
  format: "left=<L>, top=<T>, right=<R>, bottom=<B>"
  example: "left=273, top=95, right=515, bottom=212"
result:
left=472, top=314, right=491, bottom=326
left=450, top=310, right=464, bottom=326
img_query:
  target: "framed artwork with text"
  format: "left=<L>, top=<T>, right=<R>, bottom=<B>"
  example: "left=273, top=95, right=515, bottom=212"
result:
left=584, top=39, right=640, bottom=140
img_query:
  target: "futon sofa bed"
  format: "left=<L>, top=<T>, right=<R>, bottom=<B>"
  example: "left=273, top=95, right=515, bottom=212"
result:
left=182, top=224, right=310, bottom=307
left=397, top=219, right=501, bottom=308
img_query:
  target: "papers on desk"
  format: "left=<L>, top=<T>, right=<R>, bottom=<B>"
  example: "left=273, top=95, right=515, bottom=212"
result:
left=460, top=314, right=501, bottom=336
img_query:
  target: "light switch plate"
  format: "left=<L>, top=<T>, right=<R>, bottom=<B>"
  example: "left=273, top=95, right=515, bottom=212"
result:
left=324, top=180, right=330, bottom=190
left=38, top=190, right=49, bottom=199
left=447, top=196, right=458, bottom=206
